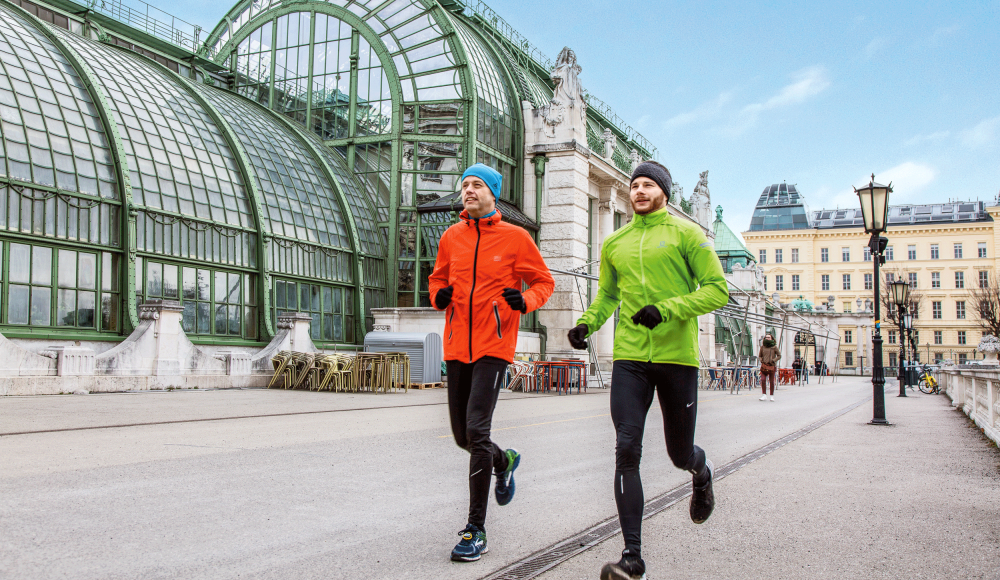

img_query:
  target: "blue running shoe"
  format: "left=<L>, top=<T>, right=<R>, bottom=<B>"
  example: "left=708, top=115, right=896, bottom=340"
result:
left=451, top=524, right=488, bottom=562
left=494, top=448, right=520, bottom=506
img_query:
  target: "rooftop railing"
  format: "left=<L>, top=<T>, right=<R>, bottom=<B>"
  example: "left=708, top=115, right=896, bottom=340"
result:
left=82, top=0, right=208, bottom=56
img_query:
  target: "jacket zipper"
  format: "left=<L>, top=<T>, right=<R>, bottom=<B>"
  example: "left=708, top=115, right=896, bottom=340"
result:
left=448, top=307, right=455, bottom=340
left=638, top=221, right=652, bottom=362
left=468, top=219, right=482, bottom=362
left=492, top=301, right=502, bottom=339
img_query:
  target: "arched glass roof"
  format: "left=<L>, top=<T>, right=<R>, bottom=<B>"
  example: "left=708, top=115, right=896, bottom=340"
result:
left=58, top=30, right=254, bottom=229
left=452, top=19, right=512, bottom=118
left=0, top=5, right=118, bottom=199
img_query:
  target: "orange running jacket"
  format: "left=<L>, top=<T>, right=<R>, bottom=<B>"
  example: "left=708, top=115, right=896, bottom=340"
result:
left=429, top=209, right=554, bottom=364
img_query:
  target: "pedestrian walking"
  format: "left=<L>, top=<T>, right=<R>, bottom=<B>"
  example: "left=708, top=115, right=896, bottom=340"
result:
left=759, top=334, right=780, bottom=401
left=567, top=160, right=728, bottom=580
left=428, top=163, right=554, bottom=563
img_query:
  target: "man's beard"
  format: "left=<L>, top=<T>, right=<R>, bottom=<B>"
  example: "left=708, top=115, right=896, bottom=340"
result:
left=631, top=196, right=666, bottom=215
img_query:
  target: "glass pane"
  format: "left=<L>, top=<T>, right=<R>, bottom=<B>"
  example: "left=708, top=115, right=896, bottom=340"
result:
left=102, top=253, right=119, bottom=292
left=345, top=315, right=354, bottom=343
left=311, top=284, right=320, bottom=311
left=323, top=313, right=333, bottom=341
left=135, top=257, right=143, bottom=294
left=215, top=271, right=227, bottom=303
left=198, top=269, right=211, bottom=301
left=57, top=288, right=76, bottom=326
left=245, top=306, right=257, bottom=339
left=147, top=262, right=162, bottom=296
left=78, top=253, right=96, bottom=290
left=300, top=284, right=310, bottom=313
left=244, top=274, right=255, bottom=305
left=197, top=302, right=211, bottom=333
left=58, top=250, right=76, bottom=288
left=228, top=273, right=240, bottom=304
left=182, top=301, right=195, bottom=332
left=311, top=312, right=320, bottom=340
left=183, top=268, right=197, bottom=299
left=32, top=246, right=52, bottom=286
left=333, top=314, right=343, bottom=342
left=9, top=244, right=30, bottom=284
left=30, top=286, right=51, bottom=325
left=78, top=291, right=95, bottom=327
left=332, top=287, right=342, bottom=313
left=8, top=285, right=29, bottom=324
left=101, top=294, right=119, bottom=332
left=276, top=281, right=286, bottom=311
left=229, top=304, right=240, bottom=335
left=215, top=304, right=227, bottom=334
left=163, top=264, right=178, bottom=298
left=322, top=286, right=333, bottom=313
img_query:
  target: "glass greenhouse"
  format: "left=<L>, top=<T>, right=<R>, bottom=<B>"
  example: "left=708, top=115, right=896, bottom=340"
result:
left=0, top=0, right=655, bottom=348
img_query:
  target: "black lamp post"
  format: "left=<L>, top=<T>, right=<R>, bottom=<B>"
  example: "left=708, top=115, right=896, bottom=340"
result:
left=855, top=174, right=893, bottom=425
left=890, top=279, right=910, bottom=397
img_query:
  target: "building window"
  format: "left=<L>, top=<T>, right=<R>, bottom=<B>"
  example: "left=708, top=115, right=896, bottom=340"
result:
left=889, top=352, right=897, bottom=367
left=958, top=353, right=968, bottom=363
left=844, top=330, right=853, bottom=344
left=764, top=276, right=767, bottom=291
left=931, top=272, right=940, bottom=288
left=914, top=330, right=919, bottom=343
left=775, top=275, right=784, bottom=291
left=932, top=301, right=942, bottom=319
left=137, top=259, right=256, bottom=339
left=958, top=330, right=967, bottom=345
left=908, top=245, right=916, bottom=260
left=980, top=270, right=989, bottom=289
left=956, top=301, right=966, bottom=319
left=934, top=330, right=942, bottom=345
left=842, top=274, right=851, bottom=290
left=863, top=246, right=872, bottom=262
left=885, top=246, right=894, bottom=261
left=845, top=351, right=854, bottom=367
left=978, top=242, right=987, bottom=258
left=821, top=275, right=829, bottom=291
left=759, top=249, right=766, bottom=264
left=908, top=272, right=917, bottom=288
left=955, top=271, right=964, bottom=289
left=930, top=244, right=939, bottom=260
left=888, top=330, right=896, bottom=344
left=844, top=302, right=852, bottom=313
left=864, top=273, right=873, bottom=290
left=273, top=280, right=355, bottom=343
left=775, top=249, right=783, bottom=263
left=842, top=247, right=850, bottom=262
left=954, top=243, right=963, bottom=259
left=791, top=248, right=799, bottom=263
left=821, top=248, right=829, bottom=263
left=792, top=274, right=800, bottom=291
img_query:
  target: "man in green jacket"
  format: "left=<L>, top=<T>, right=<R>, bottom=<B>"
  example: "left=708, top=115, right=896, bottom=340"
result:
left=568, top=160, right=729, bottom=580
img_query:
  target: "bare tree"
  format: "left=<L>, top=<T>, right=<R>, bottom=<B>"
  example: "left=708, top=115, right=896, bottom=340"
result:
left=879, top=267, right=923, bottom=325
left=969, top=268, right=1000, bottom=338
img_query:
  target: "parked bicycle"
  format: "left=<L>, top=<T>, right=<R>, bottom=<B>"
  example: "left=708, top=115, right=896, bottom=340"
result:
left=917, top=364, right=940, bottom=394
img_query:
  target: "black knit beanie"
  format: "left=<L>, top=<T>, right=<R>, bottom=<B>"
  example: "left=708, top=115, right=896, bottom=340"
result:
left=630, top=162, right=673, bottom=202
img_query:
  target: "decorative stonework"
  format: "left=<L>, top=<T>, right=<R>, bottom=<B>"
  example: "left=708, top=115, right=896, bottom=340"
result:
left=690, top=170, right=712, bottom=228
left=372, top=324, right=391, bottom=332
left=601, top=128, right=617, bottom=158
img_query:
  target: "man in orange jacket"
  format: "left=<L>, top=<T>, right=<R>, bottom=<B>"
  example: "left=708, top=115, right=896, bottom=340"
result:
left=429, top=163, right=554, bottom=562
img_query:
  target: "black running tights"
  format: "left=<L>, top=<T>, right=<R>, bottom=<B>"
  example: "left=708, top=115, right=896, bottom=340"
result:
left=447, top=356, right=511, bottom=531
left=610, top=360, right=709, bottom=554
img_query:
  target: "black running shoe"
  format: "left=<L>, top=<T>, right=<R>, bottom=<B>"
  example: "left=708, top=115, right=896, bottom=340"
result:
left=494, top=448, right=520, bottom=506
left=600, top=548, right=646, bottom=580
left=450, top=524, right=488, bottom=562
left=690, top=458, right=715, bottom=524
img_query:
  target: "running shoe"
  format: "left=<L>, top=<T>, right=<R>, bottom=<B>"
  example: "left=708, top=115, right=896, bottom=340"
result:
left=450, top=524, right=488, bottom=562
left=494, top=448, right=520, bottom=506
left=690, top=458, right=715, bottom=524
left=600, top=548, right=646, bottom=580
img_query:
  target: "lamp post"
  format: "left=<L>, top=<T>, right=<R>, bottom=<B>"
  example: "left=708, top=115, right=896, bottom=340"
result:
left=856, top=174, right=893, bottom=425
left=890, top=279, right=909, bottom=397
left=926, top=342, right=930, bottom=364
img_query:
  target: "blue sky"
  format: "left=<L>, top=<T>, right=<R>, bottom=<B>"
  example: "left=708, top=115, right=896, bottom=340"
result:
left=171, top=0, right=999, bottom=236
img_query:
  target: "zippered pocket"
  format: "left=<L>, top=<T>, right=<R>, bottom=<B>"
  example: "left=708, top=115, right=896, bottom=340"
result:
left=447, top=306, right=455, bottom=340
left=492, top=301, right=503, bottom=339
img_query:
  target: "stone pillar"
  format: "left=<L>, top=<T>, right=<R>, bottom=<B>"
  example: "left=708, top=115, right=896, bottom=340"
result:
left=278, top=312, right=316, bottom=352
left=594, top=197, right=616, bottom=365
left=138, top=300, right=187, bottom=376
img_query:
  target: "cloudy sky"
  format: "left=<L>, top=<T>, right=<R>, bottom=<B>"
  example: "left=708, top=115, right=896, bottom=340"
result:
left=171, top=0, right=999, bottom=236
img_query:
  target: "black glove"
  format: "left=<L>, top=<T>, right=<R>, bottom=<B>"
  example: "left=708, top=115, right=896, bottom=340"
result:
left=568, top=323, right=589, bottom=350
left=434, top=285, right=454, bottom=310
left=631, top=305, right=663, bottom=329
left=502, top=287, right=527, bottom=313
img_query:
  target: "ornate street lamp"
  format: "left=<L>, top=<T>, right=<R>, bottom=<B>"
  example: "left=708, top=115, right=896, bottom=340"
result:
left=855, top=174, right=893, bottom=424
left=890, top=278, right=910, bottom=397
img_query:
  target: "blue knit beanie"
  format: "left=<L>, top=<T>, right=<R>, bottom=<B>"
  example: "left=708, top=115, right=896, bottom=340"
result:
left=461, top=163, right=502, bottom=201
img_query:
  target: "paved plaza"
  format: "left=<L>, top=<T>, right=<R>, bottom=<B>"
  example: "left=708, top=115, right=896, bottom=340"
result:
left=1, top=377, right=998, bottom=579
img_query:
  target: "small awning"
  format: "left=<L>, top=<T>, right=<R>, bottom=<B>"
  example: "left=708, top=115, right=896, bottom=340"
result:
left=417, top=192, right=539, bottom=232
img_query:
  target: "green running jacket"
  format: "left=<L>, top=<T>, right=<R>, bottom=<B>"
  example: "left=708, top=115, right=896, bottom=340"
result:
left=577, top=206, right=729, bottom=367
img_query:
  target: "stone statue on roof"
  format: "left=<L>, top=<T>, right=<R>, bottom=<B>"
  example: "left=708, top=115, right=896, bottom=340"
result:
left=669, top=183, right=684, bottom=208
left=541, top=47, right=585, bottom=138
left=690, top=170, right=712, bottom=227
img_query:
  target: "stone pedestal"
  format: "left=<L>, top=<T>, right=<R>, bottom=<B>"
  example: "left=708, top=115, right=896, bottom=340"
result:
left=49, top=346, right=95, bottom=376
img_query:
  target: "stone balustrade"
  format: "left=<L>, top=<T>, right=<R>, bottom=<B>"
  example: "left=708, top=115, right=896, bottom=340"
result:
left=939, top=366, right=1000, bottom=446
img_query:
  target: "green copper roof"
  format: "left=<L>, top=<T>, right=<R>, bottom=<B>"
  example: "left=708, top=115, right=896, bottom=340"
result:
left=712, top=206, right=753, bottom=259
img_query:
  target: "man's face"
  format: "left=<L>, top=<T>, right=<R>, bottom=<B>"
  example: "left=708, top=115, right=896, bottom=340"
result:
left=630, top=176, right=667, bottom=215
left=462, top=176, right=496, bottom=218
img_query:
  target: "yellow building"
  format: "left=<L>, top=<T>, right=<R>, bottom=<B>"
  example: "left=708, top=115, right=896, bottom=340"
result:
left=742, top=183, right=995, bottom=367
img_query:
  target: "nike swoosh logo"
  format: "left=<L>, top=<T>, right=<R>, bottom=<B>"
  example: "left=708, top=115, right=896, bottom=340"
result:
left=686, top=402, right=694, bottom=408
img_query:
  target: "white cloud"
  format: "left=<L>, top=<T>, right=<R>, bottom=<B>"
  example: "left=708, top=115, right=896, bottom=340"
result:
left=743, top=66, right=830, bottom=114
left=664, top=91, right=734, bottom=128
left=932, top=24, right=960, bottom=40
left=873, top=162, right=937, bottom=192
left=903, top=130, right=950, bottom=147
left=864, top=36, right=889, bottom=59
left=960, top=116, right=1000, bottom=148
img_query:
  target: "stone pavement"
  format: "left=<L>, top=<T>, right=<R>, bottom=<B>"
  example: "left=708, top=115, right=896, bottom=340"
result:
left=537, top=387, right=1000, bottom=580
